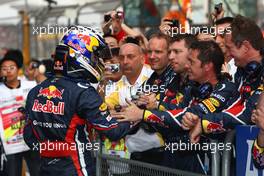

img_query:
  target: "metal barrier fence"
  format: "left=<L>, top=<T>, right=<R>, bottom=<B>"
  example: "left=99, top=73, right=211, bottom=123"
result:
left=221, top=130, right=235, bottom=176
left=211, top=139, right=220, bottom=176
left=96, top=153, right=208, bottom=176
left=211, top=130, right=236, bottom=176
left=94, top=130, right=236, bottom=176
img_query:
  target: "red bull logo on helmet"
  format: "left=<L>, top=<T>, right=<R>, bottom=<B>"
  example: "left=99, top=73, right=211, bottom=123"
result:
left=76, top=33, right=100, bottom=50
left=67, top=40, right=86, bottom=54
left=67, top=33, right=99, bottom=54
left=54, top=60, right=63, bottom=71
left=77, top=33, right=91, bottom=45
left=38, top=85, right=64, bottom=100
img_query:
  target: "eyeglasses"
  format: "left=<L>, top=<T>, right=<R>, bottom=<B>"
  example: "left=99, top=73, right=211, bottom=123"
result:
left=1, top=65, right=17, bottom=72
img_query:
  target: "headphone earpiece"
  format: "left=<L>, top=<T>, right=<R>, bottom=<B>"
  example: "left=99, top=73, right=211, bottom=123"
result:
left=244, top=61, right=262, bottom=82
left=38, top=64, right=46, bottom=74
left=31, top=61, right=46, bottom=74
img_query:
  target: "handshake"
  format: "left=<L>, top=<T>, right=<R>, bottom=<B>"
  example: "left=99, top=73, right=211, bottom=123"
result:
left=131, top=92, right=158, bottom=110
left=110, top=92, right=158, bottom=124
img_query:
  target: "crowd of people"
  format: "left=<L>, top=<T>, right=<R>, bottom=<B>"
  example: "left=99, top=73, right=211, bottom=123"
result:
left=0, top=6, right=263, bottom=176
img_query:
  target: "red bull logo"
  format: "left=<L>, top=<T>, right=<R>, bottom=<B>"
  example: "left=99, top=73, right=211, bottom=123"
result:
left=77, top=33, right=91, bottom=45
left=32, top=100, right=64, bottom=115
left=67, top=40, right=86, bottom=54
left=206, top=121, right=225, bottom=132
left=71, top=33, right=99, bottom=53
left=54, top=60, right=63, bottom=71
left=145, top=112, right=165, bottom=126
left=38, top=86, right=64, bottom=100
left=170, top=93, right=184, bottom=105
left=85, top=35, right=99, bottom=52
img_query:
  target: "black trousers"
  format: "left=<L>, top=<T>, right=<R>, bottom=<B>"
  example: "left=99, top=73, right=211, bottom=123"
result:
left=162, top=149, right=207, bottom=174
left=3, top=150, right=40, bottom=176
left=130, top=147, right=164, bottom=165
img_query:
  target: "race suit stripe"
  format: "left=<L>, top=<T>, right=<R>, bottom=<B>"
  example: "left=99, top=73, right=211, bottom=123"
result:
left=75, top=130, right=88, bottom=176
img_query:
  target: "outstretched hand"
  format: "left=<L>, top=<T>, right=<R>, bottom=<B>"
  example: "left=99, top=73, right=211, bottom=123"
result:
left=111, top=99, right=144, bottom=122
left=135, top=93, right=157, bottom=110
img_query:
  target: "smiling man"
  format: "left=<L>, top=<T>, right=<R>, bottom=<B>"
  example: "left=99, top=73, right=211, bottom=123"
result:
left=214, top=17, right=237, bottom=81
left=182, top=15, right=264, bottom=142
left=112, top=40, right=239, bottom=174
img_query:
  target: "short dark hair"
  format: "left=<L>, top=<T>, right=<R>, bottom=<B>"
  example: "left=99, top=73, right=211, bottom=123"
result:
left=42, top=59, right=53, bottom=73
left=144, top=28, right=160, bottom=40
left=0, top=49, right=23, bottom=68
left=149, top=32, right=170, bottom=48
left=123, top=36, right=140, bottom=46
left=30, top=58, right=40, bottom=64
left=29, top=59, right=53, bottom=74
left=170, top=34, right=197, bottom=49
left=215, top=17, right=234, bottom=25
left=231, top=15, right=264, bottom=51
left=190, top=40, right=224, bottom=78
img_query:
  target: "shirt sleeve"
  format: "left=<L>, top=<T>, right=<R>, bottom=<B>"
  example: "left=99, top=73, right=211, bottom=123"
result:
left=24, top=90, right=40, bottom=150
left=201, top=86, right=263, bottom=134
left=77, top=86, right=131, bottom=141
left=143, top=81, right=239, bottom=131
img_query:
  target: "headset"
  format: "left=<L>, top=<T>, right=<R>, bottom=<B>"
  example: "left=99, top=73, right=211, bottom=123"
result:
left=191, top=82, right=213, bottom=100
left=244, top=61, right=263, bottom=82
left=240, top=61, right=263, bottom=99
left=31, top=61, right=46, bottom=74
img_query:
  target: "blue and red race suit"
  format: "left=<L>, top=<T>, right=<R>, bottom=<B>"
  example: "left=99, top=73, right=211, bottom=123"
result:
left=23, top=76, right=131, bottom=176
left=200, top=60, right=264, bottom=134
left=141, top=77, right=239, bottom=131
left=137, top=76, right=239, bottom=174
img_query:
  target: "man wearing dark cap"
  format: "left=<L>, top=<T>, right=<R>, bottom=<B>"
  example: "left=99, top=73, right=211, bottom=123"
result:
left=0, top=49, right=39, bottom=176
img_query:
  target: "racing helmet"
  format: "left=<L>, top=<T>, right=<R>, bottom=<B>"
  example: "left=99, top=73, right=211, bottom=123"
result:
left=54, top=26, right=110, bottom=83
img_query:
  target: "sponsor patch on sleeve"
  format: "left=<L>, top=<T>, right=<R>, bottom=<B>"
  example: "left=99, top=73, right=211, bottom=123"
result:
left=209, top=98, right=220, bottom=107
left=99, top=102, right=108, bottom=112
left=202, top=120, right=225, bottom=133
left=202, top=99, right=216, bottom=112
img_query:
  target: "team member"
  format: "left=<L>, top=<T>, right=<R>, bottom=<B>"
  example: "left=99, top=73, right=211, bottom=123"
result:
left=112, top=41, right=239, bottom=173
left=23, top=26, right=133, bottom=176
left=182, top=15, right=264, bottom=142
